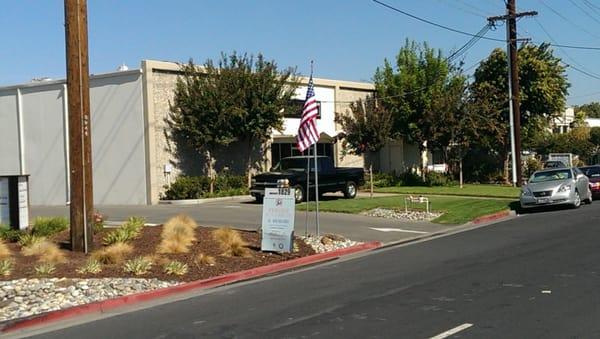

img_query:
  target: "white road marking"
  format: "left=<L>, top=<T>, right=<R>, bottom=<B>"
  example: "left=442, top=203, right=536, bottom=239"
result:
left=223, top=205, right=242, bottom=209
left=541, top=290, right=552, bottom=294
left=369, top=227, right=429, bottom=234
left=430, top=323, right=474, bottom=339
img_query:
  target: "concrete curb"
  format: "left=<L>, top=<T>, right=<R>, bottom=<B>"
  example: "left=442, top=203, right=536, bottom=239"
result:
left=158, top=195, right=252, bottom=205
left=471, top=209, right=513, bottom=224
left=1, top=241, right=382, bottom=334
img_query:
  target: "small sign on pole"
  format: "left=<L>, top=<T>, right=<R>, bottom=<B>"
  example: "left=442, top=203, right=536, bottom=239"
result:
left=261, top=187, right=295, bottom=253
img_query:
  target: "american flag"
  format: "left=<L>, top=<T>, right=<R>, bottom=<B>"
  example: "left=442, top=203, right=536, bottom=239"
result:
left=296, top=75, right=319, bottom=152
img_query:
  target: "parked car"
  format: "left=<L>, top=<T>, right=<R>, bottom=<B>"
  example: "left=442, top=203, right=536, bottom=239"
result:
left=543, top=160, right=567, bottom=169
left=580, top=165, right=600, bottom=197
left=520, top=167, right=592, bottom=209
left=250, top=156, right=364, bottom=203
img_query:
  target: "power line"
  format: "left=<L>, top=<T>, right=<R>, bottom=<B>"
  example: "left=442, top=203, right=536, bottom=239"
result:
left=538, top=0, right=600, bottom=39
left=435, top=0, right=488, bottom=18
left=372, top=0, right=506, bottom=42
left=373, top=0, right=600, bottom=50
left=533, top=17, right=600, bottom=79
left=568, top=0, right=600, bottom=25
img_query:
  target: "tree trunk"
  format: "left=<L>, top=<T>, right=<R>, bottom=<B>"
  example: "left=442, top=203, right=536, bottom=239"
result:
left=205, top=149, right=214, bottom=194
left=246, top=137, right=254, bottom=189
left=503, top=152, right=510, bottom=185
left=459, top=157, right=463, bottom=189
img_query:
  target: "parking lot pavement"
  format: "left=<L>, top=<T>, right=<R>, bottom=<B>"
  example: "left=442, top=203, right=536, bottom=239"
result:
left=30, top=198, right=452, bottom=244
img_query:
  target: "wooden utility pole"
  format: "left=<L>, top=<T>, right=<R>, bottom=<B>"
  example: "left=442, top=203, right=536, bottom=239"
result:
left=65, top=0, right=94, bottom=252
left=488, top=1, right=537, bottom=187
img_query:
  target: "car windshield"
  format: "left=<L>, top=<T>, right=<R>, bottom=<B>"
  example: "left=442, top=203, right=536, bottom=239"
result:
left=530, top=169, right=572, bottom=183
left=582, top=166, right=600, bottom=178
left=274, top=158, right=309, bottom=171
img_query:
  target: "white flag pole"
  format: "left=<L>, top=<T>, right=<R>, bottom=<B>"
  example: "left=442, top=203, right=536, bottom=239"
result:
left=305, top=155, right=309, bottom=236
left=313, top=143, right=320, bottom=236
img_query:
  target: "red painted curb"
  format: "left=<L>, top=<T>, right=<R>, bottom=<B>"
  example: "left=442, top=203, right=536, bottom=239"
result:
left=472, top=210, right=511, bottom=224
left=2, top=241, right=381, bottom=333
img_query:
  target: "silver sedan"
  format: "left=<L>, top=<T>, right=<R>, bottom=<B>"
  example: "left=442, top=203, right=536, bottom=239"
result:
left=520, top=167, right=592, bottom=209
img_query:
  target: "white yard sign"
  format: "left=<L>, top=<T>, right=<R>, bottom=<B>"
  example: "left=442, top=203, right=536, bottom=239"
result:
left=261, top=188, right=295, bottom=253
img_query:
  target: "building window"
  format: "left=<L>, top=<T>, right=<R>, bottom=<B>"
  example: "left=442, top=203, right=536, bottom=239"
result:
left=282, top=99, right=321, bottom=119
left=271, top=142, right=333, bottom=166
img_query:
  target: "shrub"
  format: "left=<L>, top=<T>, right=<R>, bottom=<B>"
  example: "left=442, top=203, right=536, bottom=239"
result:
left=76, top=259, right=102, bottom=274
left=162, top=174, right=248, bottom=200
left=0, top=259, right=14, bottom=276
left=0, top=240, right=11, bottom=259
left=424, top=172, right=455, bottom=187
left=157, top=215, right=197, bottom=254
left=194, top=253, right=216, bottom=267
left=120, top=216, right=145, bottom=238
left=123, top=256, right=153, bottom=275
left=163, top=261, right=188, bottom=276
left=0, top=226, right=23, bottom=243
left=103, top=228, right=132, bottom=245
left=31, top=217, right=69, bottom=237
left=398, top=171, right=426, bottom=186
left=212, top=228, right=250, bottom=257
left=93, top=211, right=105, bottom=233
left=92, top=242, right=133, bottom=264
left=34, top=262, right=56, bottom=276
left=18, top=234, right=45, bottom=247
left=22, top=239, right=66, bottom=264
left=369, top=172, right=399, bottom=188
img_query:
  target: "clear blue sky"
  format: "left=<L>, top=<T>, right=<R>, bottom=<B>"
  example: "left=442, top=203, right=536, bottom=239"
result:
left=2, top=0, right=600, bottom=105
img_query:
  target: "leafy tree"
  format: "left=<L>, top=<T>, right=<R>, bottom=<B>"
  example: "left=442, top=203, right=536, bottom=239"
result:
left=471, top=43, right=569, bottom=180
left=167, top=53, right=298, bottom=190
left=591, top=127, right=600, bottom=146
left=575, top=102, right=600, bottom=118
left=335, top=95, right=393, bottom=159
left=373, top=40, right=466, bottom=172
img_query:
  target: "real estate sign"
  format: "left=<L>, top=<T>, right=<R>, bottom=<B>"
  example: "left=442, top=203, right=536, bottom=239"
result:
left=261, top=188, right=295, bottom=253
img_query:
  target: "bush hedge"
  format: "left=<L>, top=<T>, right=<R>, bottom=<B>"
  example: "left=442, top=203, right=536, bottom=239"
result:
left=162, top=173, right=248, bottom=200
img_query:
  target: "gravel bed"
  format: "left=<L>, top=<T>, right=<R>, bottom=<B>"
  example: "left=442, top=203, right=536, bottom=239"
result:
left=0, top=278, right=178, bottom=322
left=362, top=208, right=442, bottom=221
left=300, top=234, right=360, bottom=253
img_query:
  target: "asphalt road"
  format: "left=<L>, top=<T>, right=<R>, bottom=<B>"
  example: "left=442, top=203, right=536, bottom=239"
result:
left=19, top=201, right=600, bottom=338
left=31, top=194, right=451, bottom=244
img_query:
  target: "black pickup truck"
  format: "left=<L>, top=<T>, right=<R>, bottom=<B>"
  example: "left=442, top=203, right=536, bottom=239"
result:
left=250, top=156, right=364, bottom=203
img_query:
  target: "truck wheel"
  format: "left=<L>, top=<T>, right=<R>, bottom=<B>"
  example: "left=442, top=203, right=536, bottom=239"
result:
left=344, top=181, right=357, bottom=199
left=293, top=185, right=305, bottom=203
left=254, top=195, right=264, bottom=204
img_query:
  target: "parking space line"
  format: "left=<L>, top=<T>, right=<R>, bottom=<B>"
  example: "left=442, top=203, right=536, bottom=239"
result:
left=429, top=323, right=473, bottom=339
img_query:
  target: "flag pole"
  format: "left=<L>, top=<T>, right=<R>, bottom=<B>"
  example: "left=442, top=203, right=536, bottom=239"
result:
left=305, top=155, right=309, bottom=236
left=314, top=143, right=320, bottom=236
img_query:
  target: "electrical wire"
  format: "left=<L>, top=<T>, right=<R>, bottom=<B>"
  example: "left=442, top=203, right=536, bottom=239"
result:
left=372, top=0, right=600, bottom=50
left=533, top=17, right=600, bottom=79
left=538, top=0, right=600, bottom=40
left=568, top=0, right=600, bottom=25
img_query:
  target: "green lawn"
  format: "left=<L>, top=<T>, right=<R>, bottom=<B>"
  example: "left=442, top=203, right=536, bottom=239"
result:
left=374, top=184, right=520, bottom=199
left=301, top=195, right=516, bottom=225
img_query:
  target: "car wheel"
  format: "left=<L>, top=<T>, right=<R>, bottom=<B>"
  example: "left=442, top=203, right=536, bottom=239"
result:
left=344, top=181, right=357, bottom=199
left=293, top=185, right=305, bottom=204
left=572, top=190, right=581, bottom=209
left=586, top=187, right=593, bottom=204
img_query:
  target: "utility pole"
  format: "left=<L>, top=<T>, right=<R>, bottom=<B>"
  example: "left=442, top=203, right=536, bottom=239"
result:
left=65, top=0, right=94, bottom=252
left=488, top=0, right=537, bottom=187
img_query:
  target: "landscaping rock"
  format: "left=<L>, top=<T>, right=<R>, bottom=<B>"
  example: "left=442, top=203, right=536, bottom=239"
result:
left=301, top=235, right=360, bottom=254
left=0, top=278, right=178, bottom=322
left=362, top=208, right=442, bottom=221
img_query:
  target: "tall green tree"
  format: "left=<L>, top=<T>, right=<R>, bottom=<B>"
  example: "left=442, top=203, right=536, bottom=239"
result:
left=335, top=95, right=393, bottom=159
left=373, top=40, right=466, bottom=172
left=471, top=43, right=569, bottom=180
left=575, top=102, right=600, bottom=118
left=167, top=52, right=299, bottom=190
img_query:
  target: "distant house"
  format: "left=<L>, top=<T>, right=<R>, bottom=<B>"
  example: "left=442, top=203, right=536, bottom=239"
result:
left=551, top=107, right=600, bottom=133
left=0, top=60, right=426, bottom=205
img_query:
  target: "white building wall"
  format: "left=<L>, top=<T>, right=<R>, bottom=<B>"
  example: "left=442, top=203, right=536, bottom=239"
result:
left=277, top=85, right=336, bottom=137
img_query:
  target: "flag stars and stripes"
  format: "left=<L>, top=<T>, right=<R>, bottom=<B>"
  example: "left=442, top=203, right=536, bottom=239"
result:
left=296, top=76, right=320, bottom=152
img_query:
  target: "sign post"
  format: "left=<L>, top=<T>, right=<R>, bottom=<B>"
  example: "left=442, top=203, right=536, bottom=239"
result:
left=261, top=181, right=295, bottom=253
